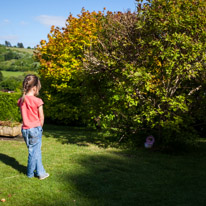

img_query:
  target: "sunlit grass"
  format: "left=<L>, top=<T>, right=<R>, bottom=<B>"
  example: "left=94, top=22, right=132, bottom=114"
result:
left=8, top=47, right=34, bottom=55
left=1, top=71, right=25, bottom=78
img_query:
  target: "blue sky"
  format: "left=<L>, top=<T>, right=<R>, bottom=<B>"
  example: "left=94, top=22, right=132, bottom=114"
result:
left=0, top=0, right=138, bottom=48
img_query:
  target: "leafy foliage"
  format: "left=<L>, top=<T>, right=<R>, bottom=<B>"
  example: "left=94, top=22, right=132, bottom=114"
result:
left=35, top=9, right=103, bottom=124
left=83, top=0, right=206, bottom=147
left=132, top=0, right=206, bottom=145
left=0, top=45, right=39, bottom=72
left=0, top=76, right=23, bottom=91
left=5, top=40, right=11, bottom=47
left=0, top=92, right=21, bottom=122
left=0, top=71, right=3, bottom=82
left=36, top=1, right=206, bottom=149
left=17, top=42, right=24, bottom=48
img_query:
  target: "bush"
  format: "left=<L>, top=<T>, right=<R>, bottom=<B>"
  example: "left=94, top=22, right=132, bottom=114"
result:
left=4, top=50, right=21, bottom=60
left=0, top=92, right=21, bottom=122
left=82, top=0, right=206, bottom=148
left=36, top=1, right=206, bottom=149
left=0, top=76, right=23, bottom=91
left=35, top=9, right=103, bottom=125
left=0, top=71, right=3, bottom=82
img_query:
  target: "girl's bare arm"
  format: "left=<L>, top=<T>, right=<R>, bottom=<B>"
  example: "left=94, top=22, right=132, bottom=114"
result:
left=38, top=105, right=44, bottom=127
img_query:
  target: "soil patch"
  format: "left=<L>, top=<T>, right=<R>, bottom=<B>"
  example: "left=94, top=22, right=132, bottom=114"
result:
left=0, top=135, right=24, bottom=141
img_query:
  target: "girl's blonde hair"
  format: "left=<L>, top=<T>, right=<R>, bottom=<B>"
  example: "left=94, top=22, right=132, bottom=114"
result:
left=21, top=74, right=41, bottom=103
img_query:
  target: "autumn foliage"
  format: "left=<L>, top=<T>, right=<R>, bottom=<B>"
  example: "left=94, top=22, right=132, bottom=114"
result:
left=35, top=9, right=103, bottom=124
left=36, top=1, right=206, bottom=149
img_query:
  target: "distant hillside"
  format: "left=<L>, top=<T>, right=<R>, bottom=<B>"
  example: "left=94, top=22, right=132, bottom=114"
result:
left=9, top=47, right=34, bottom=55
left=0, top=45, right=39, bottom=72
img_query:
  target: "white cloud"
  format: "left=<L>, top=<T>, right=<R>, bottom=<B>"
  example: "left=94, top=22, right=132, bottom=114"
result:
left=20, top=21, right=28, bottom=25
left=3, top=19, right=11, bottom=24
left=35, top=15, right=66, bottom=27
left=0, top=35, right=18, bottom=41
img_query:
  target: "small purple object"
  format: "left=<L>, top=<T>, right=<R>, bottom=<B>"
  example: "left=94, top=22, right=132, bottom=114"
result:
left=144, top=135, right=155, bottom=148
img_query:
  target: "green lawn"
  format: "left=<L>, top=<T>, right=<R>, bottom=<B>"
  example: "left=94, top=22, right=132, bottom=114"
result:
left=0, top=125, right=206, bottom=206
left=1, top=71, right=24, bottom=78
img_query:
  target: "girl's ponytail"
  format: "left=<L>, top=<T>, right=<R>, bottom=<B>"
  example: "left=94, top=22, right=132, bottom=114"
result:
left=21, top=79, right=28, bottom=104
left=21, top=91, right=26, bottom=105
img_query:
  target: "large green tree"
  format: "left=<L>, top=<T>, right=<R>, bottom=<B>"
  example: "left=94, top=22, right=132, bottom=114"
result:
left=83, top=0, right=206, bottom=146
left=35, top=9, right=103, bottom=124
left=36, top=0, right=206, bottom=148
left=5, top=41, right=11, bottom=47
left=133, top=0, right=206, bottom=145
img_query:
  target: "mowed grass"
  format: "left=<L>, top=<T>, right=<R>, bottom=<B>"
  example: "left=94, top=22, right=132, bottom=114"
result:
left=0, top=125, right=206, bottom=206
left=1, top=71, right=24, bottom=78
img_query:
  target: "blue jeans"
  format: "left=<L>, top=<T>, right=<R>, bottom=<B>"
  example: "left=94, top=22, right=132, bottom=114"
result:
left=22, top=126, right=46, bottom=178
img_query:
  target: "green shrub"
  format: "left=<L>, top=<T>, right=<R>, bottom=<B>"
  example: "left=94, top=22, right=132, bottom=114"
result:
left=0, top=92, right=21, bottom=122
left=0, top=76, right=22, bottom=91
left=0, top=71, right=3, bottom=82
left=35, top=1, right=206, bottom=150
left=82, top=0, right=206, bottom=148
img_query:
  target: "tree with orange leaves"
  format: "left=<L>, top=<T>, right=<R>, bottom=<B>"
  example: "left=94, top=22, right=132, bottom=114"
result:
left=35, top=9, right=103, bottom=124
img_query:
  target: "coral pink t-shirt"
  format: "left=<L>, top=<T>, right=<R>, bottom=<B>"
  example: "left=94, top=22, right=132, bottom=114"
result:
left=18, top=96, right=44, bottom=129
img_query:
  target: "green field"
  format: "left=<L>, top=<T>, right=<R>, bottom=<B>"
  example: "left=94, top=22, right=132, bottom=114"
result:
left=8, top=47, right=34, bottom=55
left=0, top=125, right=206, bottom=206
left=0, top=46, right=38, bottom=73
left=1, top=70, right=25, bottom=78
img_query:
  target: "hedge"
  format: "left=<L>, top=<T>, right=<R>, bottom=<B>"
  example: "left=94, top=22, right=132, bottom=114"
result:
left=0, top=92, right=21, bottom=122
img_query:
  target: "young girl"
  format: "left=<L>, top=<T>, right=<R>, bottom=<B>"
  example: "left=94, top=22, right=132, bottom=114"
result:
left=18, top=74, right=49, bottom=180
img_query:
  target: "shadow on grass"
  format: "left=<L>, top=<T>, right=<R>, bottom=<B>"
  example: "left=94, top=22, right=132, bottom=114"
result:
left=64, top=154, right=145, bottom=206
left=40, top=125, right=206, bottom=205
left=43, top=124, right=117, bottom=148
left=64, top=154, right=206, bottom=206
left=0, top=153, right=27, bottom=174
left=37, top=149, right=206, bottom=206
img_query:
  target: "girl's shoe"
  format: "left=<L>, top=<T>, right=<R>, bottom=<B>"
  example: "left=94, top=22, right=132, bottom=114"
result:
left=39, top=173, right=49, bottom=180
